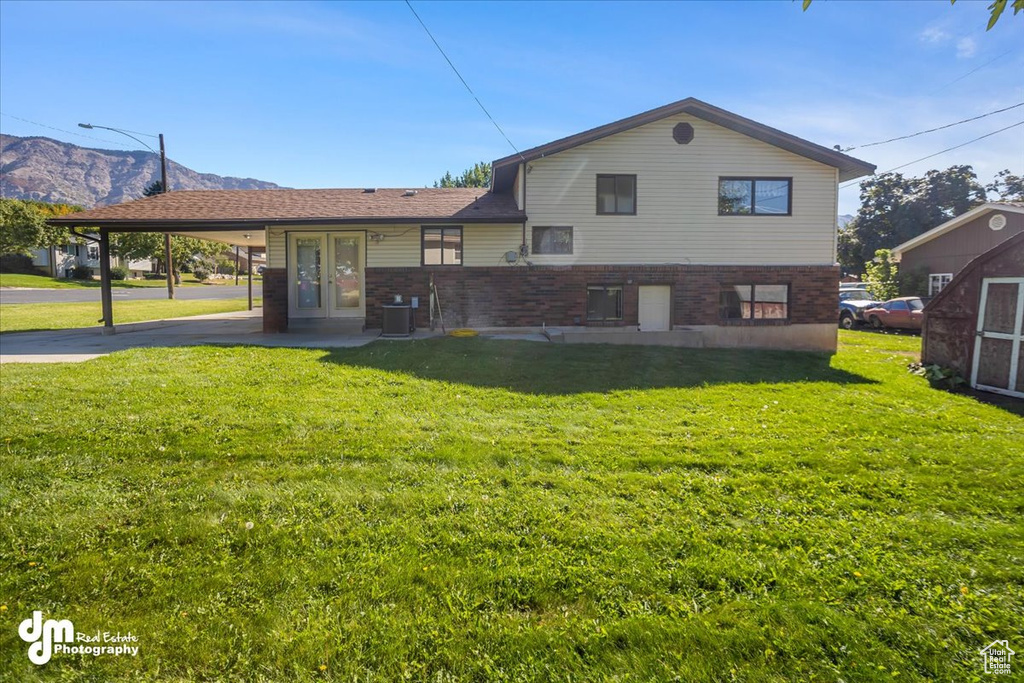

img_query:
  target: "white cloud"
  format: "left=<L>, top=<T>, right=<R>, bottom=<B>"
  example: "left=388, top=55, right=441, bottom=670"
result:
left=919, top=26, right=949, bottom=44
left=956, top=37, right=977, bottom=59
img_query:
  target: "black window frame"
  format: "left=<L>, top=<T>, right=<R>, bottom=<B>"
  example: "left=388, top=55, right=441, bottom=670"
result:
left=718, top=177, right=793, bottom=216
left=421, top=226, right=463, bottom=267
left=586, top=285, right=624, bottom=321
left=596, top=174, right=637, bottom=216
left=718, top=283, right=790, bottom=321
left=531, top=226, right=574, bottom=255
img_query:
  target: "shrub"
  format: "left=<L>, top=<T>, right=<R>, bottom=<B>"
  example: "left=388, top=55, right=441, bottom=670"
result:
left=71, top=264, right=93, bottom=280
left=217, top=260, right=236, bottom=276
left=192, top=265, right=212, bottom=281
left=109, top=266, right=129, bottom=281
left=0, top=253, right=41, bottom=274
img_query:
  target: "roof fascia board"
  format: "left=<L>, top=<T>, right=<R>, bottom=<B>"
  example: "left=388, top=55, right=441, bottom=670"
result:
left=47, top=215, right=527, bottom=230
left=491, top=98, right=875, bottom=188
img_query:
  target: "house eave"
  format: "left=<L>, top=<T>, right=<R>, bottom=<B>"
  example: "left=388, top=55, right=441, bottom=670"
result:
left=46, top=215, right=528, bottom=231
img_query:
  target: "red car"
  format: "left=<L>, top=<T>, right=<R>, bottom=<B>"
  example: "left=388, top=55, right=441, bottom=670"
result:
left=862, top=297, right=924, bottom=330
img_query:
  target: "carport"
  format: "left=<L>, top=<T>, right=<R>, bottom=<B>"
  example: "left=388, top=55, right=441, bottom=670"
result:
left=49, top=207, right=266, bottom=334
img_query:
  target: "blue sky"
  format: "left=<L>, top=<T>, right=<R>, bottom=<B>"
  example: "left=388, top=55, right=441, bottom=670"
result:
left=1, top=0, right=1021, bottom=214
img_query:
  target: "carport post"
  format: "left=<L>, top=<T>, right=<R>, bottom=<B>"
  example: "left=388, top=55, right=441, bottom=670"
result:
left=99, top=228, right=114, bottom=334
left=165, top=233, right=175, bottom=300
left=247, top=246, right=253, bottom=311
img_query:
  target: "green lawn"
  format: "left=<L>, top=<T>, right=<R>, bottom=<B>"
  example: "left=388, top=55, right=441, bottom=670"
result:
left=0, top=299, right=260, bottom=333
left=0, top=272, right=258, bottom=289
left=0, top=332, right=1020, bottom=681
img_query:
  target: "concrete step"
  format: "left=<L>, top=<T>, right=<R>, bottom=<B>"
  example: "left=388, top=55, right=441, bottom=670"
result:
left=288, top=318, right=365, bottom=335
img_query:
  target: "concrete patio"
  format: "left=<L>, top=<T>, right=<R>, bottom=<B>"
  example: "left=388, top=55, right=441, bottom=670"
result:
left=0, top=310, right=554, bottom=363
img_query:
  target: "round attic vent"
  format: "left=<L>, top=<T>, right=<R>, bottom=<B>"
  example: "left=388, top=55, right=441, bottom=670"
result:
left=989, top=213, right=1007, bottom=231
left=672, top=122, right=694, bottom=145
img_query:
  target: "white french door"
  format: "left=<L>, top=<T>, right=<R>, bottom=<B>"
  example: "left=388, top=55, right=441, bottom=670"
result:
left=288, top=232, right=365, bottom=319
left=971, top=277, right=1024, bottom=398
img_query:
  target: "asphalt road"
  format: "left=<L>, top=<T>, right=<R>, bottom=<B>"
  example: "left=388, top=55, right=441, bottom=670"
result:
left=0, top=285, right=254, bottom=304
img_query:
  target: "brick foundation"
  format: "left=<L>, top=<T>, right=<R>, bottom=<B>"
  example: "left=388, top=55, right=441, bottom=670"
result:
left=363, top=264, right=839, bottom=330
left=262, top=268, right=288, bottom=333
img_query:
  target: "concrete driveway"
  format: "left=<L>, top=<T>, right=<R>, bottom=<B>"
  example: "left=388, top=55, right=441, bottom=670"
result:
left=0, top=285, right=253, bottom=304
left=0, top=310, right=381, bottom=363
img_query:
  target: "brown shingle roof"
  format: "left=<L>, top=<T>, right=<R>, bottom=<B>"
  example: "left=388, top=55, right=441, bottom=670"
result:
left=49, top=188, right=524, bottom=228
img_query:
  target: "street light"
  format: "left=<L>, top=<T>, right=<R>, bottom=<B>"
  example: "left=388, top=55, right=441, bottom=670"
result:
left=78, top=123, right=174, bottom=300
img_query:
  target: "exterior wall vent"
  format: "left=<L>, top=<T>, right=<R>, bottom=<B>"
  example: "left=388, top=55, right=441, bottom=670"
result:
left=672, top=122, right=694, bottom=145
left=989, top=213, right=1007, bottom=231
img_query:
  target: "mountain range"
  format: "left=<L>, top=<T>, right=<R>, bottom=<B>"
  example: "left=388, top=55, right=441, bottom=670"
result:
left=0, top=134, right=282, bottom=209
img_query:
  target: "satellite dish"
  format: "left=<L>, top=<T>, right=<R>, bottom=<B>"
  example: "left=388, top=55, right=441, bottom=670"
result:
left=989, top=213, right=1007, bottom=231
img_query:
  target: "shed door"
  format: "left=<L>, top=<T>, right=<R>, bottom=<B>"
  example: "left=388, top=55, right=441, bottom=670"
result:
left=971, top=277, right=1024, bottom=398
left=638, top=286, right=671, bottom=332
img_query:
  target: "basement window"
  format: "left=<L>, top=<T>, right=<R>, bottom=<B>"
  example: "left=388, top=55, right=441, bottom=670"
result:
left=719, top=284, right=789, bottom=320
left=587, top=285, right=623, bottom=321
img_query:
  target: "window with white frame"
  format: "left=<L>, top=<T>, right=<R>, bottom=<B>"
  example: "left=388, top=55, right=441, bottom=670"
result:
left=929, top=273, right=952, bottom=296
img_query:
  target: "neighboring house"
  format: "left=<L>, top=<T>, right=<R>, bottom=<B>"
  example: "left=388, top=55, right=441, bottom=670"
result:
left=892, top=202, right=1024, bottom=297
left=922, top=230, right=1024, bottom=399
left=32, top=237, right=153, bottom=278
left=49, top=98, right=875, bottom=351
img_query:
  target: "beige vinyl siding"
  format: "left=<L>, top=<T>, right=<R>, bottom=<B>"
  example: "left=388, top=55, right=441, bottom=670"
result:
left=266, top=224, right=522, bottom=269
left=512, top=165, right=524, bottom=210
left=523, top=113, right=838, bottom=266
left=267, top=227, right=286, bottom=269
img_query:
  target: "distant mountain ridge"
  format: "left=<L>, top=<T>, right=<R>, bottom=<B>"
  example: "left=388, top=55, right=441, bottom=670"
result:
left=0, top=134, right=283, bottom=209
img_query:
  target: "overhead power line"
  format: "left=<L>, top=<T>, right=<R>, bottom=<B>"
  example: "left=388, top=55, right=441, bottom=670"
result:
left=933, top=49, right=1015, bottom=94
left=404, top=0, right=525, bottom=162
left=0, top=112, right=126, bottom=147
left=843, top=102, right=1024, bottom=151
left=840, top=119, right=1024, bottom=189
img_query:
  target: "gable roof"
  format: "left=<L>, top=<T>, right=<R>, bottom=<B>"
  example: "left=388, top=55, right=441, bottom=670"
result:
left=892, top=202, right=1024, bottom=258
left=47, top=187, right=525, bottom=230
left=490, top=97, right=876, bottom=191
left=924, top=229, right=1024, bottom=313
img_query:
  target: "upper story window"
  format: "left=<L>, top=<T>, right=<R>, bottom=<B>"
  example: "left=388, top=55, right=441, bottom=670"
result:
left=422, top=226, right=462, bottom=266
left=597, top=174, right=636, bottom=215
left=718, top=178, right=792, bottom=216
left=532, top=226, right=573, bottom=255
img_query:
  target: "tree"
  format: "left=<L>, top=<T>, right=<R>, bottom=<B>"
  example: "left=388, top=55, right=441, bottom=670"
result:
left=839, top=166, right=989, bottom=275
left=143, top=180, right=164, bottom=196
left=0, top=199, right=76, bottom=255
left=864, top=249, right=900, bottom=301
left=803, top=0, right=1023, bottom=30
left=0, top=199, right=46, bottom=255
left=111, top=232, right=222, bottom=284
left=434, top=162, right=491, bottom=188
left=987, top=170, right=1024, bottom=201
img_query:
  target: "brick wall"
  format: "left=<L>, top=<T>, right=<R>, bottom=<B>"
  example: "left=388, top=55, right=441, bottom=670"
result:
left=262, top=268, right=288, bottom=333
left=363, top=264, right=839, bottom=329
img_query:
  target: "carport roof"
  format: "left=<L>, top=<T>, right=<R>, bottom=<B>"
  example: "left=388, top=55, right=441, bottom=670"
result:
left=47, top=187, right=525, bottom=234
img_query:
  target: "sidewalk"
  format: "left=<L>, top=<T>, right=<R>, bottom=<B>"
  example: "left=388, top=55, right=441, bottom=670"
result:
left=0, top=310, right=383, bottom=363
